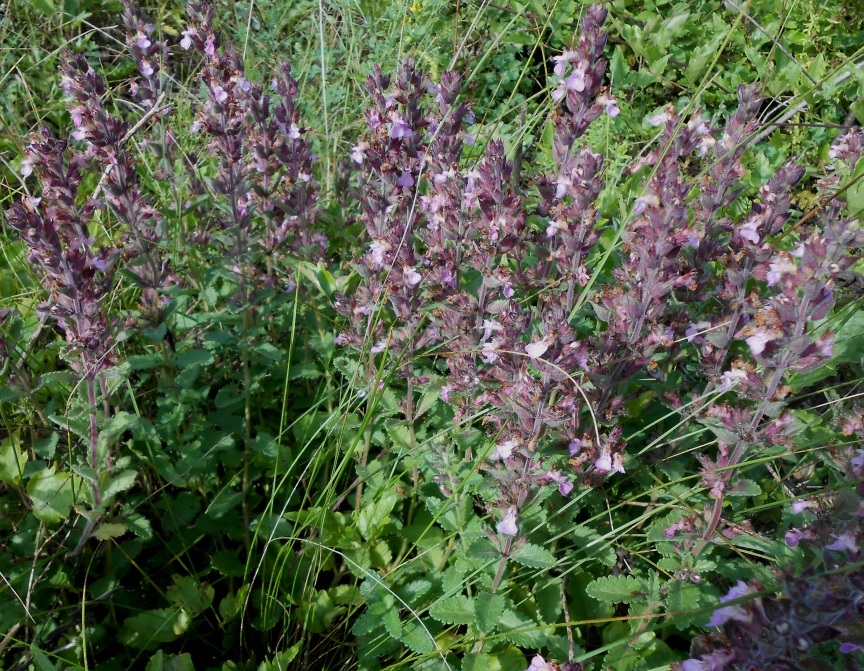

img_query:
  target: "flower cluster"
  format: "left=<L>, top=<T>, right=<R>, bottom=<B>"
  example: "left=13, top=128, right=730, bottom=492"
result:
left=57, top=49, right=169, bottom=323
left=678, top=452, right=864, bottom=670
left=182, top=1, right=323, bottom=267
left=336, top=6, right=618, bottom=545
left=121, top=0, right=167, bottom=110
left=7, top=128, right=119, bottom=378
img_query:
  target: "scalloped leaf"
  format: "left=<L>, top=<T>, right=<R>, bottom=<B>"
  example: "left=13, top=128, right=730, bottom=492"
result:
left=429, top=595, right=474, bottom=625
left=585, top=575, right=645, bottom=604
left=510, top=542, right=556, bottom=569
left=473, top=592, right=506, bottom=633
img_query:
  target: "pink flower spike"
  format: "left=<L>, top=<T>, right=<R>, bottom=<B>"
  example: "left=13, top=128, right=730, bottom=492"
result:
left=525, top=339, right=549, bottom=359
left=496, top=508, right=518, bottom=536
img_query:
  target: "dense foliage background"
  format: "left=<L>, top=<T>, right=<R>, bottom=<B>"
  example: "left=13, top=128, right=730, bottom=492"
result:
left=1, top=1, right=864, bottom=670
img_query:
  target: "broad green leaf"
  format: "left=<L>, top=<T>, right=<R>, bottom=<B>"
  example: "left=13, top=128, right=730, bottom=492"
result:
left=473, top=592, right=505, bottom=633
left=30, top=644, right=58, bottom=671
left=0, top=437, right=26, bottom=485
left=496, top=609, right=547, bottom=648
left=585, top=575, right=645, bottom=604
left=357, top=490, right=400, bottom=540
left=429, top=595, right=474, bottom=625
left=510, top=543, right=556, bottom=569
left=93, top=523, right=127, bottom=541
left=27, top=468, right=81, bottom=524
left=727, top=478, right=761, bottom=497
left=120, top=609, right=183, bottom=647
left=125, top=513, right=153, bottom=540
left=257, top=644, right=301, bottom=671
left=173, top=348, right=214, bottom=367
left=665, top=581, right=703, bottom=620
left=26, top=0, right=55, bottom=13
left=400, top=619, right=436, bottom=654
left=145, top=651, right=195, bottom=671
left=461, top=653, right=493, bottom=671
left=102, top=469, right=138, bottom=500
left=166, top=575, right=214, bottom=615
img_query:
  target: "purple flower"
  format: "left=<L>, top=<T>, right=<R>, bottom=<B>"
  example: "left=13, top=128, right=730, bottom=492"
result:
left=718, top=368, right=747, bottom=392
left=790, top=499, right=811, bottom=514
left=597, top=91, right=620, bottom=117
left=565, top=68, right=586, bottom=91
left=526, top=655, right=555, bottom=671
left=707, top=580, right=758, bottom=627
left=595, top=449, right=625, bottom=474
left=738, top=218, right=760, bottom=244
left=496, top=508, right=519, bottom=536
left=212, top=85, right=229, bottom=104
left=525, top=339, right=549, bottom=359
left=685, top=321, right=711, bottom=343
left=826, top=532, right=860, bottom=554
left=351, top=141, right=369, bottom=165
left=490, top=439, right=517, bottom=460
left=397, top=171, right=415, bottom=188
left=745, top=329, right=776, bottom=356
left=390, top=117, right=413, bottom=139
left=180, top=28, right=195, bottom=49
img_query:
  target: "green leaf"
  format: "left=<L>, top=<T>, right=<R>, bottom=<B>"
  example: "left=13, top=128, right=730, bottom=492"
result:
left=120, top=609, right=183, bottom=647
left=510, top=543, right=556, bottom=568
left=33, top=433, right=58, bottom=459
left=93, top=523, right=127, bottom=541
left=473, top=592, right=505, bottom=634
left=166, top=575, right=214, bottom=616
left=27, top=468, right=82, bottom=524
left=257, top=644, right=301, bottom=671
left=852, top=97, right=864, bottom=126
left=585, top=575, right=645, bottom=604
left=382, top=606, right=402, bottom=638
left=26, top=0, right=55, bottom=14
left=429, top=595, right=474, bottom=625
left=0, top=437, right=26, bottom=485
left=665, top=580, right=702, bottom=618
left=102, top=469, right=138, bottom=500
left=727, top=478, right=761, bottom=497
left=212, top=549, right=246, bottom=577
left=173, top=348, right=214, bottom=368
left=125, top=512, right=153, bottom=540
left=496, top=609, right=547, bottom=648
left=357, top=490, right=400, bottom=540
left=610, top=45, right=629, bottom=84
left=399, top=619, right=436, bottom=654
left=145, top=651, right=195, bottom=671
left=30, top=644, right=58, bottom=671
left=461, top=653, right=494, bottom=671
left=572, top=525, right=616, bottom=566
